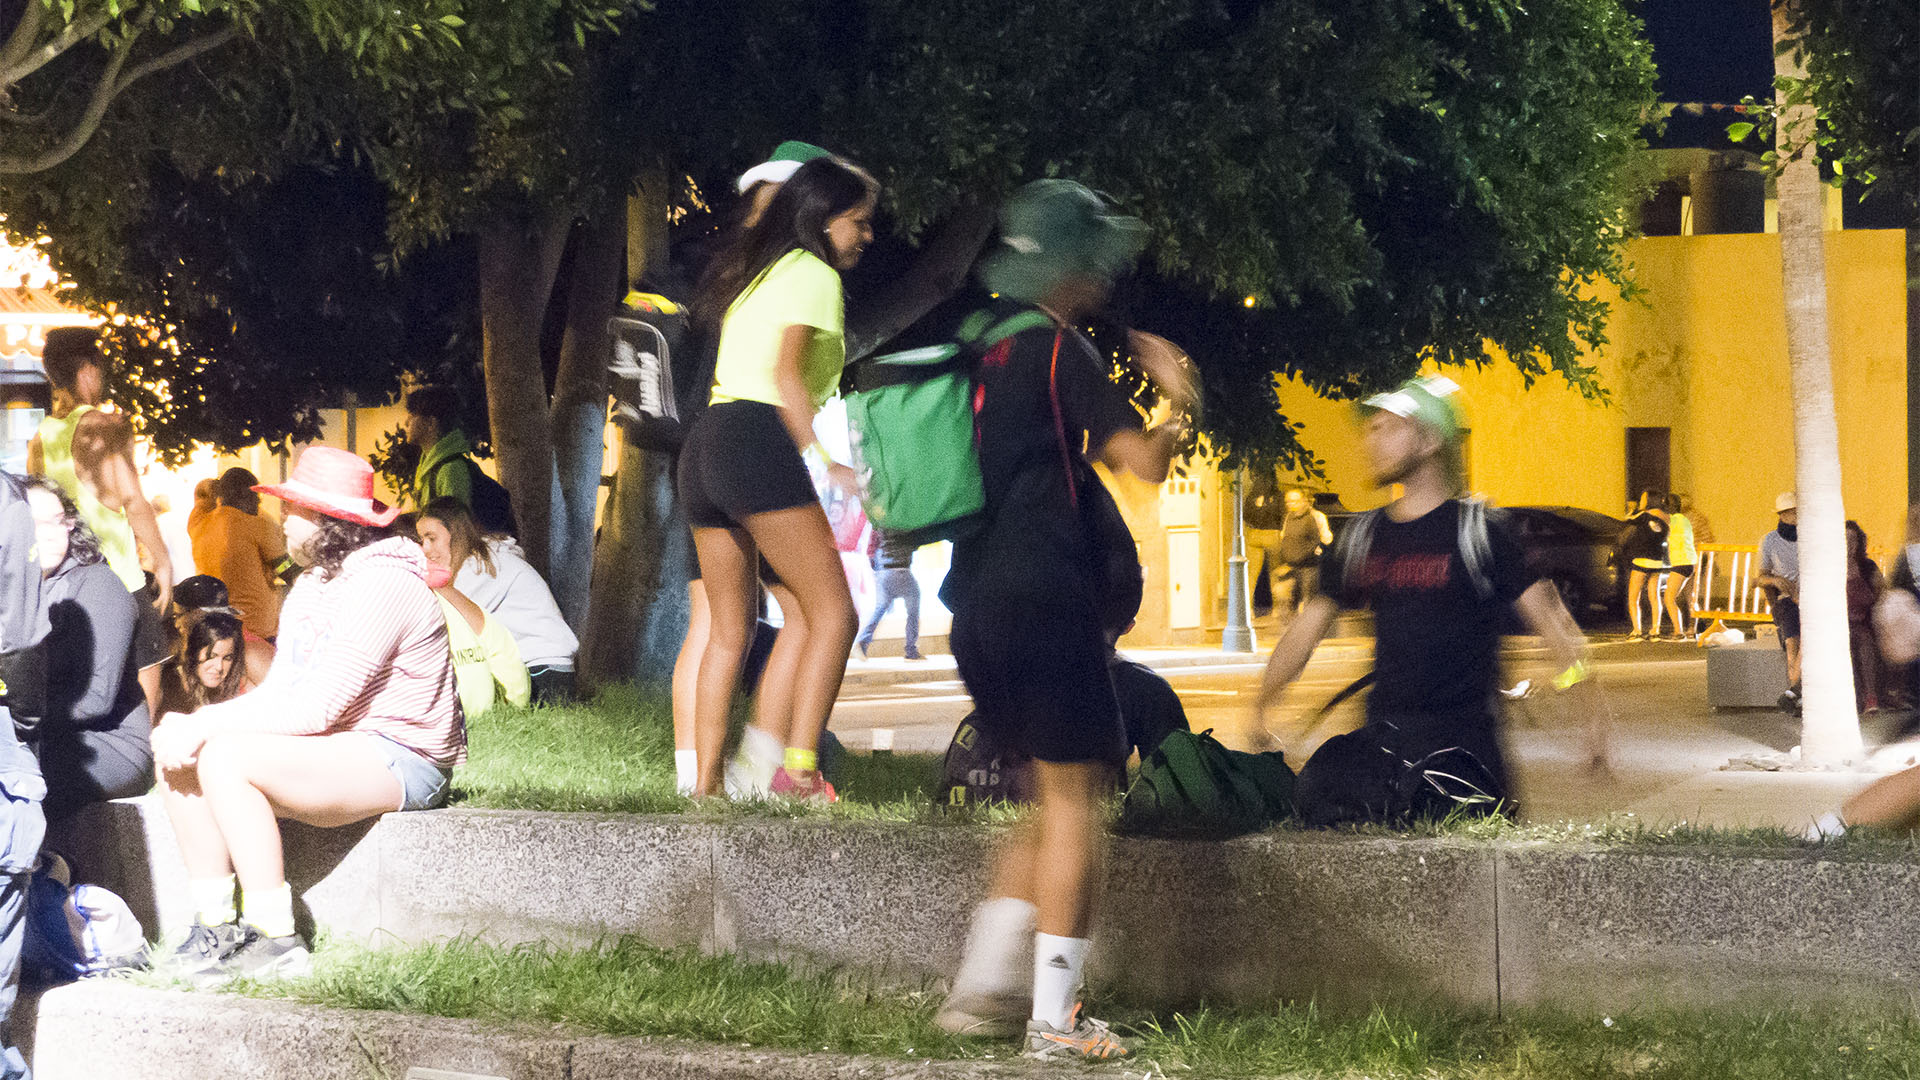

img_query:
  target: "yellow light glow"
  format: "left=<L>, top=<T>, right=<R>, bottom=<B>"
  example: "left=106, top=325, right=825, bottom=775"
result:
left=1243, top=295, right=1256, bottom=308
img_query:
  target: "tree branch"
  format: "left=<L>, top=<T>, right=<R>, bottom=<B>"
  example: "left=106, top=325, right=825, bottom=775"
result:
left=0, top=0, right=49, bottom=87
left=0, top=20, right=233, bottom=174
left=3, top=6, right=122, bottom=89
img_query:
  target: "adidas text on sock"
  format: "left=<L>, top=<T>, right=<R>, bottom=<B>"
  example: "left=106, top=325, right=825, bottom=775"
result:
left=1032, top=933, right=1090, bottom=1030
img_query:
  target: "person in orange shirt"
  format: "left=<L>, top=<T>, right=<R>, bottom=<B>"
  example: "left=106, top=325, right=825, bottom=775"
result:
left=190, top=469, right=288, bottom=641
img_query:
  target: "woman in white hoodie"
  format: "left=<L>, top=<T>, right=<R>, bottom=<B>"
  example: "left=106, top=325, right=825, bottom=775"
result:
left=418, top=498, right=579, bottom=703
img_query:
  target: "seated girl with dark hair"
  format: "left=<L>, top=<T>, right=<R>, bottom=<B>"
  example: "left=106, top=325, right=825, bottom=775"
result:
left=150, top=448, right=461, bottom=983
left=417, top=497, right=576, bottom=704
left=160, top=609, right=253, bottom=716
left=25, top=480, right=155, bottom=821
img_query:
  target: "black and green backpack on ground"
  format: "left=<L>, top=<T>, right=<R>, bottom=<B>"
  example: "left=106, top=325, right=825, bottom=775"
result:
left=1117, top=729, right=1296, bottom=839
left=842, top=303, right=1053, bottom=542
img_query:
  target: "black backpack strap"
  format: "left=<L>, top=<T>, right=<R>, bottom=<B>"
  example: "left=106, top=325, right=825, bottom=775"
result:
left=1327, top=507, right=1381, bottom=605
left=1457, top=497, right=1496, bottom=600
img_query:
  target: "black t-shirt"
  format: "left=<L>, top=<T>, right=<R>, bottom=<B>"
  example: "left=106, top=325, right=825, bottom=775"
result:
left=1618, top=512, right=1668, bottom=564
left=1322, top=500, right=1539, bottom=720
left=944, top=321, right=1141, bottom=606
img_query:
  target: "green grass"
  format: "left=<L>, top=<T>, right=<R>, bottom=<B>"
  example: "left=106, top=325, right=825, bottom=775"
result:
left=451, top=686, right=1018, bottom=825
left=451, top=688, right=1920, bottom=857
left=233, top=935, right=1920, bottom=1078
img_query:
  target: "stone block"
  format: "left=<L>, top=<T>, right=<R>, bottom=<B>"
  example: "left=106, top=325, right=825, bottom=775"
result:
left=1706, top=638, right=1790, bottom=708
left=710, top=820, right=995, bottom=980
left=46, top=796, right=381, bottom=940
left=1497, top=845, right=1920, bottom=1009
left=31, top=982, right=575, bottom=1080
left=375, top=808, right=715, bottom=948
left=1095, top=833, right=1499, bottom=1010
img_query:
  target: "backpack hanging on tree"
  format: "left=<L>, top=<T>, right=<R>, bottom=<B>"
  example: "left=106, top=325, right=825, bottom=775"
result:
left=842, top=303, right=1053, bottom=543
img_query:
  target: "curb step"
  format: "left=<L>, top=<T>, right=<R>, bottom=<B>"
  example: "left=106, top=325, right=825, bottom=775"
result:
left=29, top=981, right=1067, bottom=1080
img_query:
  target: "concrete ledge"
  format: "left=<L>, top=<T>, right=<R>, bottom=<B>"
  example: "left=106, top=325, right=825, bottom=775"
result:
left=29, top=982, right=1047, bottom=1080
left=1498, top=844, right=1920, bottom=1010
left=48, top=799, right=1920, bottom=1013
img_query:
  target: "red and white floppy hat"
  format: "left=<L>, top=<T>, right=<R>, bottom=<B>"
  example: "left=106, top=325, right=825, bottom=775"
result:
left=253, top=446, right=401, bottom=528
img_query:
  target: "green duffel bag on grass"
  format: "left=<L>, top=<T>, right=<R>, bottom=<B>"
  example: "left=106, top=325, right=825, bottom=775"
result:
left=1117, top=728, right=1295, bottom=839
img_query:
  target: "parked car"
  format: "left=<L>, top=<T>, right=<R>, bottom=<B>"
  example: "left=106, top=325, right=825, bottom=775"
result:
left=1502, top=506, right=1626, bottom=623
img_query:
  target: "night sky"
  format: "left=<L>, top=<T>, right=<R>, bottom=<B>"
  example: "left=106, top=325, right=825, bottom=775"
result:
left=1640, top=0, right=1776, bottom=147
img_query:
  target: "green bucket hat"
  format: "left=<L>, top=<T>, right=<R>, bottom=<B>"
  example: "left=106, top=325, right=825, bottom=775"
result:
left=736, top=140, right=831, bottom=193
left=978, top=180, right=1149, bottom=303
left=1361, top=374, right=1466, bottom=446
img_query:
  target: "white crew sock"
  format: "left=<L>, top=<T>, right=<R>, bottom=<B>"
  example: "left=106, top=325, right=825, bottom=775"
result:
left=190, top=874, right=237, bottom=927
left=740, top=725, right=782, bottom=785
left=242, top=881, right=296, bottom=940
left=1032, top=932, right=1091, bottom=1030
left=674, top=749, right=698, bottom=796
left=1806, top=810, right=1847, bottom=841
left=950, top=897, right=1036, bottom=997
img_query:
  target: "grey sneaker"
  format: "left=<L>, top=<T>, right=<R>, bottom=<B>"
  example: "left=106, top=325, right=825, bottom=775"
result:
left=935, top=990, right=1028, bottom=1039
left=219, top=929, right=312, bottom=981
left=1023, top=1006, right=1134, bottom=1061
left=165, top=921, right=254, bottom=982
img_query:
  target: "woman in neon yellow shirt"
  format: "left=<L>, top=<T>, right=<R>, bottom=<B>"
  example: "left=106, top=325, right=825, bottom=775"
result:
left=677, top=155, right=877, bottom=801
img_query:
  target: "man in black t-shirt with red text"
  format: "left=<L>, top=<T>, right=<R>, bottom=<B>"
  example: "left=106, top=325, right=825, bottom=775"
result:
left=1254, top=376, right=1608, bottom=823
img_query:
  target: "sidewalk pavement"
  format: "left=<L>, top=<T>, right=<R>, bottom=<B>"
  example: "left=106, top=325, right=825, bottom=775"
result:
left=841, top=639, right=1370, bottom=688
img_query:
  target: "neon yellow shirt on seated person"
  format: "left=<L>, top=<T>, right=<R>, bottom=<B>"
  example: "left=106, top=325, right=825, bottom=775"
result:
left=709, top=248, right=845, bottom=411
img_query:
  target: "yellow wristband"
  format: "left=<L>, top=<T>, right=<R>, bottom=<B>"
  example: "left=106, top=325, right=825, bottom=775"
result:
left=1552, top=659, right=1593, bottom=692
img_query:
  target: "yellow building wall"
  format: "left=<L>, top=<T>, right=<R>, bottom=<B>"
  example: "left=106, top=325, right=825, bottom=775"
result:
left=1264, top=229, right=1909, bottom=554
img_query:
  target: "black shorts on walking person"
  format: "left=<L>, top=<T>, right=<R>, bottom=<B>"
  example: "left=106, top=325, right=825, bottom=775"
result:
left=676, top=401, right=818, bottom=530
left=1773, top=595, right=1801, bottom=641
left=950, top=577, right=1129, bottom=767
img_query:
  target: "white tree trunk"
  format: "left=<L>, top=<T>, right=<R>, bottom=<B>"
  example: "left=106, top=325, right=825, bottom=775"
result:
left=1774, top=2, right=1859, bottom=764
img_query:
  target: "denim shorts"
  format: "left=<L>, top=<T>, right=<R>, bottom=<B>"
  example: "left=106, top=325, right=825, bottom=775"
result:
left=360, top=733, right=452, bottom=811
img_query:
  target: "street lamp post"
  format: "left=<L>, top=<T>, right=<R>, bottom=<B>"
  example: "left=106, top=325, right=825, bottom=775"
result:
left=1222, top=466, right=1256, bottom=653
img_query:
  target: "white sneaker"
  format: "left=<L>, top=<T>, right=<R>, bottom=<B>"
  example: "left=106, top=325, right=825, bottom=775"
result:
left=724, top=726, right=782, bottom=798
left=935, top=990, right=1029, bottom=1039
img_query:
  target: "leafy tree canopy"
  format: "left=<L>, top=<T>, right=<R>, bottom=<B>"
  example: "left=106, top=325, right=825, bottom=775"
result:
left=5, top=0, right=1657, bottom=474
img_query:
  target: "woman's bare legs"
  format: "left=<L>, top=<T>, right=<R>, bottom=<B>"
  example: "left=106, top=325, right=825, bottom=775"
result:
left=690, top=526, right=757, bottom=797
left=1662, top=572, right=1691, bottom=637
left=671, top=580, right=711, bottom=792
left=1628, top=569, right=1651, bottom=637
left=1842, top=764, right=1920, bottom=829
left=743, top=504, right=856, bottom=778
left=753, top=584, right=808, bottom=747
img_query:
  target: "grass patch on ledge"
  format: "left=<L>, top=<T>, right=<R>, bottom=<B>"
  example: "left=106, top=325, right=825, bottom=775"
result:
left=451, top=686, right=1920, bottom=857
left=230, top=935, right=1920, bottom=1079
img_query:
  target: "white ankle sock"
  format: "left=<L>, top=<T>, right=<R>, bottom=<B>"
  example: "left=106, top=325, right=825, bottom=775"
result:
left=242, top=881, right=296, bottom=939
left=741, top=726, right=782, bottom=782
left=190, top=875, right=236, bottom=927
left=951, top=897, right=1035, bottom=997
left=1032, top=933, right=1090, bottom=1030
left=1806, top=810, right=1847, bottom=841
left=674, top=749, right=698, bottom=796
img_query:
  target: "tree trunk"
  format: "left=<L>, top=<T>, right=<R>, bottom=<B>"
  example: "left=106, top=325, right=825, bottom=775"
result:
left=843, top=200, right=997, bottom=361
left=476, top=214, right=570, bottom=576
left=581, top=174, right=688, bottom=689
left=1775, top=2, right=1859, bottom=764
left=549, top=197, right=626, bottom=629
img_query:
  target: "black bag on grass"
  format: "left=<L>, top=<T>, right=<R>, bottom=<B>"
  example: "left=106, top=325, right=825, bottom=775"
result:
left=939, top=715, right=1034, bottom=807
left=1294, top=727, right=1505, bottom=828
left=1116, top=729, right=1294, bottom=839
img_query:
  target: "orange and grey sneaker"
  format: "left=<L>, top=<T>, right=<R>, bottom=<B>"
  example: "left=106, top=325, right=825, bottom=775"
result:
left=770, top=767, right=839, bottom=804
left=1023, top=1004, right=1134, bottom=1061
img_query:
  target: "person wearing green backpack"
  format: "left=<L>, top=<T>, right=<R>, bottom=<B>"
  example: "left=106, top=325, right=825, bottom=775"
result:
left=933, top=180, right=1197, bottom=1062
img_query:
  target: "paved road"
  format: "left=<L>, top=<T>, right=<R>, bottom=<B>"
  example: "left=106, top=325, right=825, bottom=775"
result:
left=831, top=637, right=1915, bottom=830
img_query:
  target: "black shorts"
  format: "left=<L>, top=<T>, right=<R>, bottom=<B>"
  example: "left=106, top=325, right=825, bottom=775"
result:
left=131, top=584, right=171, bottom=671
left=1668, top=564, right=1695, bottom=579
left=1773, top=596, right=1801, bottom=641
left=676, top=401, right=817, bottom=530
left=950, top=578, right=1128, bottom=766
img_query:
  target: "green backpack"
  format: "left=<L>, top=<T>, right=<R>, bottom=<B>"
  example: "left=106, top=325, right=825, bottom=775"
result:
left=843, top=306, right=1053, bottom=541
left=1117, top=729, right=1296, bottom=839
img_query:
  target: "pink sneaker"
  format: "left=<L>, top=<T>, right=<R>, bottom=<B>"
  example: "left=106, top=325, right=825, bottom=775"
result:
left=770, top=767, right=838, bottom=803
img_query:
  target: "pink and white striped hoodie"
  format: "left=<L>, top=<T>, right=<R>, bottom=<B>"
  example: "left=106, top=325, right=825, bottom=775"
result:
left=194, top=535, right=465, bottom=767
